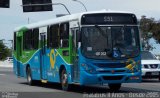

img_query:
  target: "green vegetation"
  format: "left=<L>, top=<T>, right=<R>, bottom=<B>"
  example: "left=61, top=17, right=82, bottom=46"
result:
left=140, top=15, right=160, bottom=51
left=0, top=41, right=11, bottom=60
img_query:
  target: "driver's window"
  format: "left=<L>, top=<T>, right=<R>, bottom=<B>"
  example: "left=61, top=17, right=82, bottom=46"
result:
left=71, top=29, right=76, bottom=50
left=72, top=29, right=79, bottom=49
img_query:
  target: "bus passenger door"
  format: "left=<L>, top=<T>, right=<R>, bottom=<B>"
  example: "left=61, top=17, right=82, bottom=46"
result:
left=40, top=33, right=47, bottom=80
left=72, top=28, right=80, bottom=82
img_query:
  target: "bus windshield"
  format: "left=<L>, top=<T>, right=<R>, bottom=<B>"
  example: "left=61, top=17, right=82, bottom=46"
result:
left=81, top=26, right=140, bottom=59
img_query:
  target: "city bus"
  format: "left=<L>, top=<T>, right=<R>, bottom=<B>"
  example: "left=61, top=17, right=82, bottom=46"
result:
left=13, top=10, right=141, bottom=91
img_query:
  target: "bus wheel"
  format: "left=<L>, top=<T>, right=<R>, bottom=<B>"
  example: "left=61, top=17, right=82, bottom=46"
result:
left=108, top=83, right=121, bottom=92
left=60, top=68, right=70, bottom=91
left=26, top=67, right=34, bottom=86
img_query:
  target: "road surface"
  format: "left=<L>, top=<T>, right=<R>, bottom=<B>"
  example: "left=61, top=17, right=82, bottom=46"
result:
left=0, top=67, right=160, bottom=98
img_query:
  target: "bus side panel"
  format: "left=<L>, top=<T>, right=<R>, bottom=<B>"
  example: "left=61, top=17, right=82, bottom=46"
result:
left=13, top=57, right=24, bottom=77
left=13, top=49, right=41, bottom=80
left=13, top=55, right=18, bottom=75
left=14, top=48, right=72, bottom=83
left=24, top=50, right=41, bottom=80
left=46, top=49, right=72, bottom=83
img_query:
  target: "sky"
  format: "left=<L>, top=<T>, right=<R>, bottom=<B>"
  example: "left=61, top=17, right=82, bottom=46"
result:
left=0, top=0, right=160, bottom=53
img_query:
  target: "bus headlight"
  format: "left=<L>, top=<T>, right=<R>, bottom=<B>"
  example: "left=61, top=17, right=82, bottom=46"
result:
left=126, top=60, right=141, bottom=73
left=127, top=64, right=139, bottom=73
left=81, top=63, right=96, bottom=74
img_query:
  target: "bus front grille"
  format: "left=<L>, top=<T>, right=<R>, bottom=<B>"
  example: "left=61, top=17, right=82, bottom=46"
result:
left=103, top=76, right=123, bottom=80
left=98, top=70, right=126, bottom=73
left=95, top=63, right=126, bottom=68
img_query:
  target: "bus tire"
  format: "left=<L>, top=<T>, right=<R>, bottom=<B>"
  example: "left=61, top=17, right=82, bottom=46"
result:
left=60, top=68, right=70, bottom=91
left=26, top=67, right=35, bottom=86
left=108, top=83, right=121, bottom=92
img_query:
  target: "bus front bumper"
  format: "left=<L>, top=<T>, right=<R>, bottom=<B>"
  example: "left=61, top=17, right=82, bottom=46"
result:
left=80, top=70, right=141, bottom=85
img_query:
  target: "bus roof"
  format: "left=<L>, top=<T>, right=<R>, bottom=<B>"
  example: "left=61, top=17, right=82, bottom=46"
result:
left=14, top=9, right=134, bottom=32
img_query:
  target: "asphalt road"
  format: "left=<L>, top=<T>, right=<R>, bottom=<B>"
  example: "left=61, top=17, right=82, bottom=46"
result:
left=0, top=67, right=160, bottom=98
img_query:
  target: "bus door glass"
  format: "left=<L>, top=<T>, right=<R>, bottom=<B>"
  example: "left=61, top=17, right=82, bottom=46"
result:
left=72, top=28, right=80, bottom=81
left=40, top=33, right=47, bottom=79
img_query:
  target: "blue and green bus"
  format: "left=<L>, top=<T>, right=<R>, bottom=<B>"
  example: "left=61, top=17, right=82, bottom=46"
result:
left=13, top=10, right=141, bottom=91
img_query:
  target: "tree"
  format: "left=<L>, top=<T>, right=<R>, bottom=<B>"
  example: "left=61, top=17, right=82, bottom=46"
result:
left=139, top=15, right=155, bottom=51
left=0, top=41, right=10, bottom=60
left=151, top=22, right=160, bottom=43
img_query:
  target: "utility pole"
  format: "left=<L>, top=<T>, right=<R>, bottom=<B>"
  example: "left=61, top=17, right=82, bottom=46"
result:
left=73, top=0, right=87, bottom=12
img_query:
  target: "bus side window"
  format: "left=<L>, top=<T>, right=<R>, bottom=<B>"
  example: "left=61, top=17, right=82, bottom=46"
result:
left=76, top=29, right=81, bottom=42
left=23, top=29, right=39, bottom=50
left=33, top=28, right=39, bottom=49
left=71, top=29, right=76, bottom=50
left=23, top=30, right=33, bottom=50
left=60, top=22, right=69, bottom=47
left=49, top=24, right=59, bottom=48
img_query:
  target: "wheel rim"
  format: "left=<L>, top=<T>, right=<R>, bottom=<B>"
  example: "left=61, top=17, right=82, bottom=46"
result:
left=27, top=69, right=31, bottom=83
left=61, top=70, right=68, bottom=87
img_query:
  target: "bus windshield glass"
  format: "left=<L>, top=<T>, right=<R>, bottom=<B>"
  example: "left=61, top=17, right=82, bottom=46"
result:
left=81, top=26, right=140, bottom=59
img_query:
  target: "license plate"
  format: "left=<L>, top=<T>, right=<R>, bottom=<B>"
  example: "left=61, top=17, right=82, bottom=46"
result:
left=151, top=72, right=159, bottom=75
